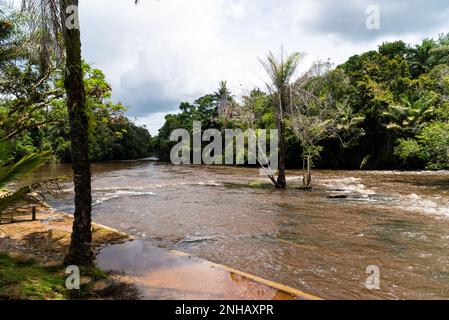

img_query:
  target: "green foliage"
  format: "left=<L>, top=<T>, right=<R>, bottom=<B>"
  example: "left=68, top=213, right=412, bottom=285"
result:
left=0, top=253, right=110, bottom=300
left=2, top=5, right=449, bottom=171
left=409, top=38, right=437, bottom=78
left=154, top=34, right=449, bottom=171
left=417, top=122, right=449, bottom=169
left=152, top=96, right=220, bottom=161
left=90, top=115, right=152, bottom=161
left=0, top=253, right=68, bottom=300
left=360, top=155, right=372, bottom=169
left=0, top=9, right=153, bottom=162
left=395, top=122, right=449, bottom=169
left=0, top=57, right=152, bottom=162
left=80, top=62, right=152, bottom=161
left=394, top=138, right=422, bottom=162
left=0, top=4, right=22, bottom=66
left=259, top=50, right=303, bottom=95
left=322, top=34, right=449, bottom=169
left=0, top=141, right=50, bottom=214
left=381, top=93, right=436, bottom=132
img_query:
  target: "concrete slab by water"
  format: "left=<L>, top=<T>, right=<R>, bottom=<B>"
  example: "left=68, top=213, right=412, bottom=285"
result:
left=96, top=240, right=320, bottom=300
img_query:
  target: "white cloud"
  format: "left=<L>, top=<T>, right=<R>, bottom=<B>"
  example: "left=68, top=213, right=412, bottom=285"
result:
left=77, top=0, right=449, bottom=134
left=134, top=111, right=174, bottom=136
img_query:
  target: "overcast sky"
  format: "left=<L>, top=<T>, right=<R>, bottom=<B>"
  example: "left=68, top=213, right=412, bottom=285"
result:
left=77, top=0, right=449, bottom=135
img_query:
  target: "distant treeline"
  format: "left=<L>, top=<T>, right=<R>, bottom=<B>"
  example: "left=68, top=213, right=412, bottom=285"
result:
left=2, top=6, right=448, bottom=169
left=152, top=36, right=449, bottom=170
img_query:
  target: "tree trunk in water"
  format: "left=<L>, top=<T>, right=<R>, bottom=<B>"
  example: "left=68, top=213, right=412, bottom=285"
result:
left=274, top=86, right=291, bottom=189
left=276, top=95, right=287, bottom=188
left=277, top=116, right=287, bottom=188
left=307, top=155, right=312, bottom=188
left=61, top=0, right=93, bottom=266
left=302, top=156, right=307, bottom=188
left=302, top=155, right=312, bottom=189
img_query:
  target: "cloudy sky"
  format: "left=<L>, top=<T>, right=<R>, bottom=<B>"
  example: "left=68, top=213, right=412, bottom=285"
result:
left=78, top=0, right=449, bottom=134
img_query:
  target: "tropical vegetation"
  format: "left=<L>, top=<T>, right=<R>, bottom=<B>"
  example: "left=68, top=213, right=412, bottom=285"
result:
left=152, top=36, right=449, bottom=182
left=1, top=1, right=150, bottom=266
left=0, top=142, right=50, bottom=220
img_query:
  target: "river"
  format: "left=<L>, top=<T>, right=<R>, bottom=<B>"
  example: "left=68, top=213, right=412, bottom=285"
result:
left=34, top=161, right=449, bottom=299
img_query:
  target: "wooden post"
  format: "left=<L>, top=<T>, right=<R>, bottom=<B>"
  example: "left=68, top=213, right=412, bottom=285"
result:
left=32, top=207, right=36, bottom=221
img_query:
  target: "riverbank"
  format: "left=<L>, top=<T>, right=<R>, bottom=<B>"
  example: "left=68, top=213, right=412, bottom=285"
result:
left=0, top=205, right=140, bottom=300
left=0, top=206, right=130, bottom=262
left=0, top=204, right=320, bottom=300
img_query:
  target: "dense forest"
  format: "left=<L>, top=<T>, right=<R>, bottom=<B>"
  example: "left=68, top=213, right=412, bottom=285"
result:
left=152, top=36, right=449, bottom=171
left=1, top=8, right=152, bottom=162
left=2, top=6, right=448, bottom=170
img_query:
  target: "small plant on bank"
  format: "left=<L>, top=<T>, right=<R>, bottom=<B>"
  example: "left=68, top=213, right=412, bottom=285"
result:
left=0, top=142, right=51, bottom=222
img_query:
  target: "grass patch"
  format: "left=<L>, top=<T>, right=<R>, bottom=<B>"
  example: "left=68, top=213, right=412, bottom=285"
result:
left=0, top=253, right=109, bottom=300
left=0, top=253, right=68, bottom=300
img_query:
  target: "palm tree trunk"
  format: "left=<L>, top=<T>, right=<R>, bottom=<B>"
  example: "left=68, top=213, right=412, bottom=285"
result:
left=276, top=116, right=287, bottom=188
left=275, top=95, right=287, bottom=188
left=61, top=0, right=93, bottom=266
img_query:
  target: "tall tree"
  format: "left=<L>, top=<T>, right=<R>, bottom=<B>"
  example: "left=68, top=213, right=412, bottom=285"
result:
left=59, top=0, right=93, bottom=265
left=260, top=50, right=302, bottom=188
left=288, top=62, right=360, bottom=188
left=20, top=0, right=138, bottom=266
left=20, top=0, right=90, bottom=265
left=213, top=80, right=236, bottom=128
left=0, top=16, right=14, bottom=64
left=214, top=81, right=231, bottom=115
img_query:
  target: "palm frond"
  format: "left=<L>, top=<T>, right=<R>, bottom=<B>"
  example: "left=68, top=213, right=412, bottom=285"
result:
left=0, top=141, right=13, bottom=165
left=0, top=151, right=51, bottom=189
left=21, top=0, right=63, bottom=69
left=0, top=186, right=30, bottom=215
left=259, top=49, right=303, bottom=93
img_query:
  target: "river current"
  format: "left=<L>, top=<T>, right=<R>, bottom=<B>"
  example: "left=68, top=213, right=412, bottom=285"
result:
left=35, top=161, right=449, bottom=299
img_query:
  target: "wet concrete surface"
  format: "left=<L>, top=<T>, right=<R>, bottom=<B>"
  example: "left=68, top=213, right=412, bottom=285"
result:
left=96, top=240, right=318, bottom=300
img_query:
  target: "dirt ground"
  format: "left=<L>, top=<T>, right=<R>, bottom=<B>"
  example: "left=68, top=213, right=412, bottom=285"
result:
left=0, top=205, right=129, bottom=264
left=0, top=205, right=143, bottom=300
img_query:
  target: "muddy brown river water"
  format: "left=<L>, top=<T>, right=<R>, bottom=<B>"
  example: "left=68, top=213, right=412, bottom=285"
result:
left=35, top=161, right=449, bottom=299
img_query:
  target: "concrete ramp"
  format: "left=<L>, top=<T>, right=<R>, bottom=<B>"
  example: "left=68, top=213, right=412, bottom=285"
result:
left=96, top=240, right=320, bottom=300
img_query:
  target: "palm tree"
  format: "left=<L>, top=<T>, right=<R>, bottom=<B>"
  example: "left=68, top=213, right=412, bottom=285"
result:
left=0, top=17, right=13, bottom=64
left=382, top=94, right=435, bottom=133
left=214, top=81, right=231, bottom=112
left=409, top=39, right=436, bottom=78
left=21, top=0, right=92, bottom=265
left=21, top=0, right=139, bottom=266
left=0, top=142, right=50, bottom=220
left=213, top=80, right=234, bottom=126
left=59, top=0, right=94, bottom=266
left=259, top=50, right=303, bottom=188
